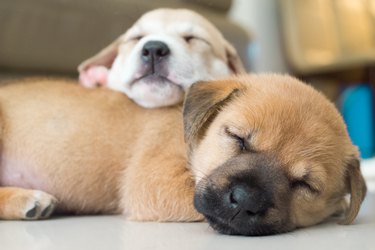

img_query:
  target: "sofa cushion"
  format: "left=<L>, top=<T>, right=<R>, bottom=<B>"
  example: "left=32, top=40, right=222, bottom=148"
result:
left=182, top=0, right=232, bottom=12
left=0, top=0, right=249, bottom=74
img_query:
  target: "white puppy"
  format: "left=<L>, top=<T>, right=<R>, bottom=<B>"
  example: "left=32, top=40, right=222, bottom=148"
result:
left=78, top=8, right=245, bottom=108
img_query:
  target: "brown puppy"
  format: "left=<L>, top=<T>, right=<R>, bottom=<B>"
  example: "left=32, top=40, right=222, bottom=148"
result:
left=0, top=74, right=366, bottom=237
left=183, top=74, right=367, bottom=235
left=0, top=78, right=201, bottom=222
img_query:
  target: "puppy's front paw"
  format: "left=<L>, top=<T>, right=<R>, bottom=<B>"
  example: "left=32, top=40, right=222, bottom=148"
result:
left=0, top=188, right=58, bottom=220
left=0, top=187, right=57, bottom=220
left=23, top=191, right=57, bottom=220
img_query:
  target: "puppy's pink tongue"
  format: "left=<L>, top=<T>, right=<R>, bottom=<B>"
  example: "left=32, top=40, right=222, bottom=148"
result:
left=79, top=66, right=109, bottom=88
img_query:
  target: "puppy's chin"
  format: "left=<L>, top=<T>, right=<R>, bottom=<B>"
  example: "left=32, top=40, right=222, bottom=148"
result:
left=129, top=77, right=184, bottom=108
left=204, top=215, right=289, bottom=236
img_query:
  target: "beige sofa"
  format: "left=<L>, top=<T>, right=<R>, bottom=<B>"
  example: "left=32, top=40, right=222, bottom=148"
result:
left=0, top=0, right=250, bottom=80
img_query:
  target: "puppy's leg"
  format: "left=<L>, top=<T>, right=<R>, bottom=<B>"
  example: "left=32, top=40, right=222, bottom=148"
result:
left=0, top=187, right=57, bottom=220
left=122, top=156, right=203, bottom=222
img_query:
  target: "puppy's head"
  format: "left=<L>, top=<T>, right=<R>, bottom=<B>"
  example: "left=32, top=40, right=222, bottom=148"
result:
left=183, top=74, right=367, bottom=236
left=78, top=8, right=245, bottom=108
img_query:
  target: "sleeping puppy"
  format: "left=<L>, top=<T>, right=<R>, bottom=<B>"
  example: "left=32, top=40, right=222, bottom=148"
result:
left=0, top=74, right=366, bottom=236
left=183, top=75, right=367, bottom=235
left=78, top=8, right=245, bottom=108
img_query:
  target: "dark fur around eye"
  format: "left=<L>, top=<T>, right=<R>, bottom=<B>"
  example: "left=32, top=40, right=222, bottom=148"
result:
left=235, top=136, right=247, bottom=151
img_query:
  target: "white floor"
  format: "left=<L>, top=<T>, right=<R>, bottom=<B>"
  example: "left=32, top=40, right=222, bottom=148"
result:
left=1, top=161, right=374, bottom=250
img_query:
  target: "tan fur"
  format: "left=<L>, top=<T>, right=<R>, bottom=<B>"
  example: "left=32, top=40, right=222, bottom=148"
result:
left=0, top=74, right=366, bottom=232
left=0, top=78, right=201, bottom=221
left=184, top=74, right=366, bottom=232
left=0, top=187, right=56, bottom=219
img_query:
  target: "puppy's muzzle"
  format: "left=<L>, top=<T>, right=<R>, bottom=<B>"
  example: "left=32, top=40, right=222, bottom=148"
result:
left=194, top=154, right=292, bottom=236
left=142, top=41, right=170, bottom=66
left=227, top=183, right=273, bottom=218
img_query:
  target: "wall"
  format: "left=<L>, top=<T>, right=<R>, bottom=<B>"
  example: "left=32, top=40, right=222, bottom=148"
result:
left=229, top=0, right=289, bottom=73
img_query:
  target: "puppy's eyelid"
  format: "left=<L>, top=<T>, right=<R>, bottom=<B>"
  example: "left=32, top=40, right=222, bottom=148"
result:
left=183, top=35, right=196, bottom=42
left=290, top=179, right=320, bottom=194
left=224, top=127, right=257, bottom=153
left=183, top=35, right=211, bottom=46
left=126, top=35, right=144, bottom=42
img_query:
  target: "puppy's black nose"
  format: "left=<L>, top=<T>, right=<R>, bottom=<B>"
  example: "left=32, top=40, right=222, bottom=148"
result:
left=142, top=41, right=170, bottom=63
left=228, top=184, right=271, bottom=216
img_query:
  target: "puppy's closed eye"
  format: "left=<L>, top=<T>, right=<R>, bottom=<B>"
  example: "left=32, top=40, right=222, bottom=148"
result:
left=183, top=35, right=210, bottom=47
left=183, top=35, right=196, bottom=43
left=224, top=128, right=256, bottom=153
left=290, top=179, right=320, bottom=194
left=126, top=35, right=144, bottom=43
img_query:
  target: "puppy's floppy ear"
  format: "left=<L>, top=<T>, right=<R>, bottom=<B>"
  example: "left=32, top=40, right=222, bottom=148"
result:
left=223, top=40, right=246, bottom=74
left=340, top=157, right=367, bottom=225
left=183, top=79, right=243, bottom=148
left=78, top=36, right=125, bottom=87
left=78, top=37, right=122, bottom=73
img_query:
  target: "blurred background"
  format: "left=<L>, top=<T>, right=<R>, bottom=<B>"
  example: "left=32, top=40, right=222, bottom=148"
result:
left=231, top=0, right=375, bottom=160
left=0, top=0, right=374, bottom=159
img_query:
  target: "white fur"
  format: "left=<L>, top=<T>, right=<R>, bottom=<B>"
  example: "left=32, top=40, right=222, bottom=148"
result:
left=106, top=9, right=237, bottom=108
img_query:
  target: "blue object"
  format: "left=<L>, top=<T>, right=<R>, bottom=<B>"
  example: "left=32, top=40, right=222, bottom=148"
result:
left=341, top=84, right=374, bottom=159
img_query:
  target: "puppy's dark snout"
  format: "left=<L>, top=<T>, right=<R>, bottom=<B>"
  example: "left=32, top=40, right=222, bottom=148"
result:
left=227, top=184, right=271, bottom=216
left=142, top=41, right=170, bottom=62
left=195, top=155, right=290, bottom=235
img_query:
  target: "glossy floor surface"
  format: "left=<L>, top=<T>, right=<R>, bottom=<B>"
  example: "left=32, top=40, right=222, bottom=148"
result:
left=1, top=161, right=374, bottom=250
